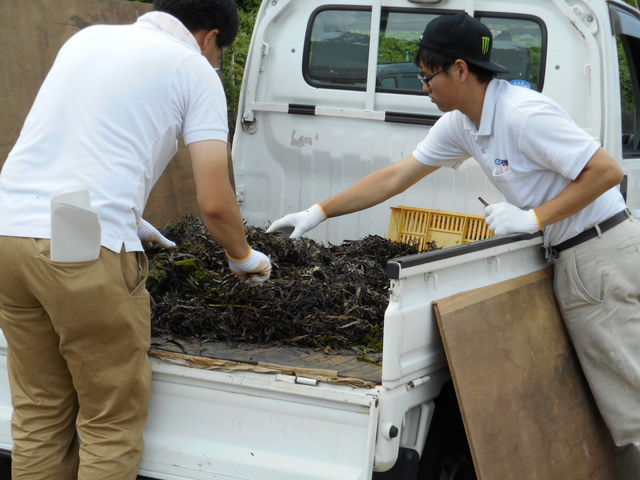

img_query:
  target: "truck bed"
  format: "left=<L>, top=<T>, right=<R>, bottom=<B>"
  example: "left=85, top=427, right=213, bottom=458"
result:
left=150, top=336, right=382, bottom=386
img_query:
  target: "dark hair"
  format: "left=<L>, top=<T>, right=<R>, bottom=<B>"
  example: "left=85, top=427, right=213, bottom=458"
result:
left=153, top=0, right=240, bottom=47
left=414, top=48, right=497, bottom=84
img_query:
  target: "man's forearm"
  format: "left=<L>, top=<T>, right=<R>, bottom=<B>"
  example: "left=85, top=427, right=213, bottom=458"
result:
left=320, top=169, right=398, bottom=218
left=320, top=156, right=438, bottom=218
left=200, top=205, right=250, bottom=259
left=534, top=148, right=624, bottom=228
left=188, top=139, right=252, bottom=258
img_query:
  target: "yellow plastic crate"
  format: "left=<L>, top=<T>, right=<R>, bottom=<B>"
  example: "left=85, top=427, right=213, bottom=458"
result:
left=387, top=206, right=494, bottom=251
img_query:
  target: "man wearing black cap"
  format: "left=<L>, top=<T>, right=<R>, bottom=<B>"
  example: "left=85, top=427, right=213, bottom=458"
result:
left=268, top=11, right=640, bottom=470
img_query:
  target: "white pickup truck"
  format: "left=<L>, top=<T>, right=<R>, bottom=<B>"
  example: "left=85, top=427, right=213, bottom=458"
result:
left=1, top=0, right=639, bottom=479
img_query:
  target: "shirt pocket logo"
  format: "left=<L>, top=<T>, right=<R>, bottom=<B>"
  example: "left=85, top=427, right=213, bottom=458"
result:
left=492, top=158, right=510, bottom=176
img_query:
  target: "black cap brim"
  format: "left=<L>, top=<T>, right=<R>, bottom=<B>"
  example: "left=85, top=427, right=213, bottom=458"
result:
left=465, top=57, right=509, bottom=73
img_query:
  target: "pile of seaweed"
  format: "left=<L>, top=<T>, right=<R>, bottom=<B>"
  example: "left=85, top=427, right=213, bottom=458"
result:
left=146, top=215, right=426, bottom=352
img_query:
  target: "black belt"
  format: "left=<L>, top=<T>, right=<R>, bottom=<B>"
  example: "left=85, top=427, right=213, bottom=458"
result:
left=550, top=209, right=631, bottom=257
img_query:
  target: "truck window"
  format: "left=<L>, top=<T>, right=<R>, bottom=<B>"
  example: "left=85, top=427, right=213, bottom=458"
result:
left=610, top=2, right=640, bottom=157
left=376, top=11, right=434, bottom=93
left=619, top=37, right=639, bottom=156
left=305, top=8, right=545, bottom=94
left=306, top=8, right=371, bottom=88
left=478, top=15, right=545, bottom=91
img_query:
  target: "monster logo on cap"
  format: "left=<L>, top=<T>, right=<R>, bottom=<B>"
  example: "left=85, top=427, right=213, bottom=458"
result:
left=481, top=36, right=490, bottom=55
left=418, top=13, right=509, bottom=73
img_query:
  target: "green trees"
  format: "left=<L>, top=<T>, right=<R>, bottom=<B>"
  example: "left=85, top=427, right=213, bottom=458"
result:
left=222, top=6, right=259, bottom=136
left=235, top=0, right=261, bottom=10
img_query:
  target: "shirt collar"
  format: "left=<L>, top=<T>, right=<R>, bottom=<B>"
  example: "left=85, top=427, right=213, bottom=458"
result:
left=135, top=11, right=200, bottom=53
left=462, top=78, right=501, bottom=137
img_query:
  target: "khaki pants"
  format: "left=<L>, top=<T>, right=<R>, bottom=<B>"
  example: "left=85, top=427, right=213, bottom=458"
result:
left=0, top=236, right=151, bottom=480
left=553, top=217, right=640, bottom=478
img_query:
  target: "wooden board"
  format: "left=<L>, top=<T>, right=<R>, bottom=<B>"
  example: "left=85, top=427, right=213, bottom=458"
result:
left=150, top=337, right=382, bottom=385
left=0, top=0, right=200, bottom=227
left=433, top=268, right=626, bottom=480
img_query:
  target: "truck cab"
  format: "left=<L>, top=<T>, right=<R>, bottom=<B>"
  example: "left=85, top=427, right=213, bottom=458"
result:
left=233, top=0, right=640, bottom=243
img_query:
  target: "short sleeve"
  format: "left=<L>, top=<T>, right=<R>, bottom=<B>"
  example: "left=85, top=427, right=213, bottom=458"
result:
left=174, top=56, right=229, bottom=145
left=412, top=112, right=471, bottom=168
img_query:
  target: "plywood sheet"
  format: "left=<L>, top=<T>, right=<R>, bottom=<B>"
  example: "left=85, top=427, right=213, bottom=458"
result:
left=0, top=0, right=200, bottom=227
left=434, top=268, right=625, bottom=480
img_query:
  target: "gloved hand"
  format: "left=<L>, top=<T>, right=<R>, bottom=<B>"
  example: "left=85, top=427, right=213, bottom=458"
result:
left=484, top=202, right=541, bottom=235
left=137, top=218, right=176, bottom=248
left=227, top=248, right=272, bottom=286
left=266, top=204, right=327, bottom=238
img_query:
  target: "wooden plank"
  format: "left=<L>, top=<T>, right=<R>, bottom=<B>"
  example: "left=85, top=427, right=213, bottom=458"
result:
left=150, top=337, right=383, bottom=384
left=433, top=268, right=625, bottom=480
left=149, top=348, right=378, bottom=388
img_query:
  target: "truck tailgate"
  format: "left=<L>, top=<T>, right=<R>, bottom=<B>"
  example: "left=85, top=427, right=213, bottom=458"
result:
left=0, top=332, right=381, bottom=480
left=140, top=352, right=380, bottom=480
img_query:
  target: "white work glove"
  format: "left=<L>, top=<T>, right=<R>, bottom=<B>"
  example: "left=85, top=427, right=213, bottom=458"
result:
left=266, top=204, right=327, bottom=238
left=484, top=202, right=541, bottom=235
left=137, top=218, right=176, bottom=248
left=227, top=248, right=272, bottom=286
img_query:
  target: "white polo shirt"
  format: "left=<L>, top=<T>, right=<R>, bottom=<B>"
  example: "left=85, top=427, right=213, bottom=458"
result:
left=413, top=79, right=626, bottom=246
left=0, top=12, right=228, bottom=252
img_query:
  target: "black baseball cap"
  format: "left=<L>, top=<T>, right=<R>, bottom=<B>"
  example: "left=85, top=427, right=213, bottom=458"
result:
left=419, top=12, right=508, bottom=73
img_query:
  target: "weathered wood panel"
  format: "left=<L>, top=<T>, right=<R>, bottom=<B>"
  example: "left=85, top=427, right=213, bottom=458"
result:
left=434, top=268, right=625, bottom=480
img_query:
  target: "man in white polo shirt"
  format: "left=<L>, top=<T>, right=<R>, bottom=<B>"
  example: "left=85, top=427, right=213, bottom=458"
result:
left=0, top=0, right=270, bottom=477
left=268, top=12, right=640, bottom=473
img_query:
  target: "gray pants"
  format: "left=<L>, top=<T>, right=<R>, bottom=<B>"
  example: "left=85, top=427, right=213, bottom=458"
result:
left=553, top=217, right=640, bottom=473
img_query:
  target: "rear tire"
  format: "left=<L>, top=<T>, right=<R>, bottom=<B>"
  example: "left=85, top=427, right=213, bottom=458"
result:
left=417, top=381, right=476, bottom=480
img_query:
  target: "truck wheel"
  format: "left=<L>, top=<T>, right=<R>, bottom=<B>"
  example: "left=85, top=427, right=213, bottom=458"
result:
left=417, top=381, right=476, bottom=480
left=433, top=438, right=476, bottom=480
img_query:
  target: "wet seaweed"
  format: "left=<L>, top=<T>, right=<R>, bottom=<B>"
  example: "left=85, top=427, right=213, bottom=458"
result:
left=146, top=215, right=430, bottom=352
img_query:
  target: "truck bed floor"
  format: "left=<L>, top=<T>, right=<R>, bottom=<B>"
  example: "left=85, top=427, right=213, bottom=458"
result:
left=150, top=337, right=382, bottom=386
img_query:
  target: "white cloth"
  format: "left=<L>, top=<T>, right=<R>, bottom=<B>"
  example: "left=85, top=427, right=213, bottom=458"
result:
left=484, top=202, right=539, bottom=235
left=137, top=218, right=175, bottom=248
left=0, top=12, right=228, bottom=252
left=412, top=79, right=626, bottom=246
left=227, top=249, right=272, bottom=287
left=266, top=204, right=327, bottom=238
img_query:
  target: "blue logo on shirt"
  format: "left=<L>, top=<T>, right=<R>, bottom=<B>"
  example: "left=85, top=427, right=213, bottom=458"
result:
left=494, top=158, right=509, bottom=166
left=510, top=79, right=532, bottom=89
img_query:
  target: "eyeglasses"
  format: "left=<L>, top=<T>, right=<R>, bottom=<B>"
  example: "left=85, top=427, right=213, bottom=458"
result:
left=417, top=70, right=446, bottom=87
left=417, top=63, right=452, bottom=87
